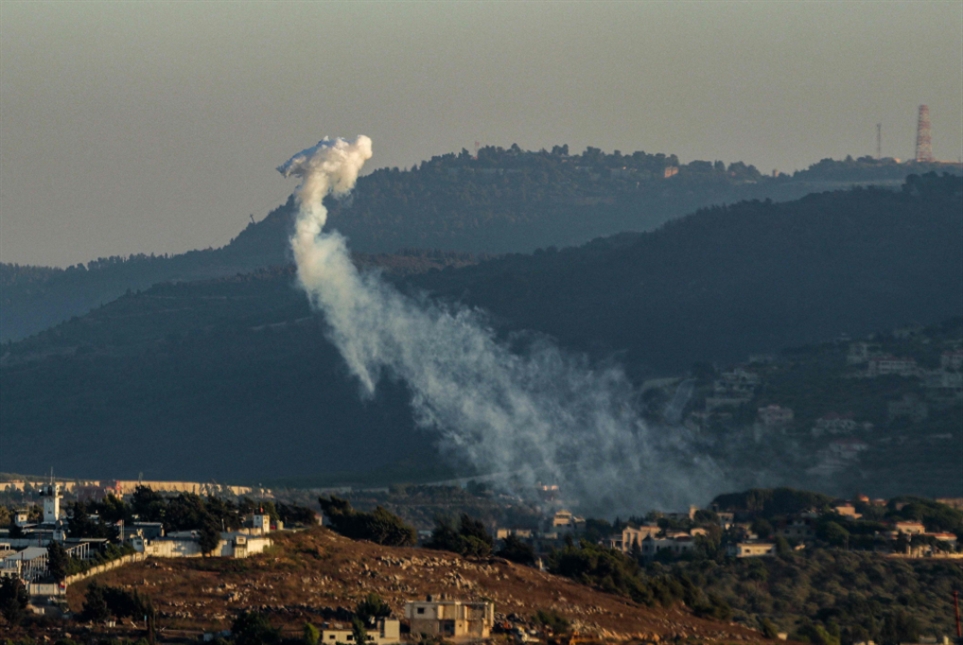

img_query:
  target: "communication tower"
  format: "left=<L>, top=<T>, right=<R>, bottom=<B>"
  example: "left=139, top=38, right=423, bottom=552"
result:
left=876, top=123, right=882, bottom=160
left=914, top=105, right=933, bottom=162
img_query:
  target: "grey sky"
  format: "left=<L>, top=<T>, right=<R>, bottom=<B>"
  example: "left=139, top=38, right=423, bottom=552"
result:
left=2, top=1, right=961, bottom=267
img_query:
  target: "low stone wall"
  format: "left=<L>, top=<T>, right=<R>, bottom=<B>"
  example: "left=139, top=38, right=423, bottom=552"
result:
left=63, top=552, right=148, bottom=587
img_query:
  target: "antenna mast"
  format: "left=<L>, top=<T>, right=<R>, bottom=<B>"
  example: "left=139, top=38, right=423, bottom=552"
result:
left=915, top=105, right=933, bottom=162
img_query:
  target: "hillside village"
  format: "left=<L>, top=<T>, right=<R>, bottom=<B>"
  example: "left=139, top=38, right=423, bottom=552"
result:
left=634, top=318, right=963, bottom=496
left=2, top=469, right=962, bottom=644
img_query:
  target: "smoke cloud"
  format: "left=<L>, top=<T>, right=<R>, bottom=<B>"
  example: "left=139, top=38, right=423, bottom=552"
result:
left=279, top=136, right=723, bottom=514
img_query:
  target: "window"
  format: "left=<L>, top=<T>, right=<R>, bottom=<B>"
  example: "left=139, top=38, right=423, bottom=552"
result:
left=417, top=608, right=425, bottom=615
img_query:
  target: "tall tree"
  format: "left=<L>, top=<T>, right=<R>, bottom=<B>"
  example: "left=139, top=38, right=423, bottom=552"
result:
left=0, top=577, right=29, bottom=626
left=47, top=540, right=70, bottom=582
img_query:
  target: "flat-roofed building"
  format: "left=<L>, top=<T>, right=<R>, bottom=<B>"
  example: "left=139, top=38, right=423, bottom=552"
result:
left=320, top=619, right=400, bottom=645
left=404, top=596, right=494, bottom=641
left=728, top=542, right=776, bottom=558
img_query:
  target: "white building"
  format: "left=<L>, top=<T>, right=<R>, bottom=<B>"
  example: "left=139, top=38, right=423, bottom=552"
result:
left=812, top=413, right=859, bottom=437
left=131, top=532, right=271, bottom=559
left=40, top=482, right=62, bottom=524
left=867, top=356, right=918, bottom=377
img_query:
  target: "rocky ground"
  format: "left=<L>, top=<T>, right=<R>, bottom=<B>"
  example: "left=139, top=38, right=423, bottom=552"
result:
left=44, top=528, right=775, bottom=643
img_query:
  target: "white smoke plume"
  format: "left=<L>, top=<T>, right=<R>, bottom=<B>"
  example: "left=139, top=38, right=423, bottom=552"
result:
left=279, top=136, right=723, bottom=514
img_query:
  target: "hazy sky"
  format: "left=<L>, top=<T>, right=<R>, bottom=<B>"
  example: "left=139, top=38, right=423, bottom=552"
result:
left=2, top=1, right=961, bottom=267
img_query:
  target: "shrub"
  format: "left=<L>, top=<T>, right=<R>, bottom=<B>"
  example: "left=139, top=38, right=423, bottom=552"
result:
left=534, top=608, right=570, bottom=633
left=232, top=610, right=280, bottom=645
left=356, top=593, right=391, bottom=624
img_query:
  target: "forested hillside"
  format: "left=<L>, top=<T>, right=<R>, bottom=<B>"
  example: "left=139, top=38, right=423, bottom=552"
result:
left=3, top=148, right=956, bottom=343
left=2, top=175, right=960, bottom=487
left=410, top=173, right=963, bottom=375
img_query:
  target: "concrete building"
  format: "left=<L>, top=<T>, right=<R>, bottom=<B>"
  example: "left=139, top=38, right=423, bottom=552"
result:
left=776, top=519, right=815, bottom=542
left=640, top=535, right=696, bottom=561
left=320, top=619, right=400, bottom=645
left=728, top=542, right=776, bottom=558
left=131, top=532, right=271, bottom=558
left=894, top=521, right=926, bottom=535
left=548, top=510, right=584, bottom=533
left=404, top=596, right=495, bottom=641
left=812, top=413, right=859, bottom=437
left=867, top=356, right=918, bottom=377
left=605, top=525, right=661, bottom=553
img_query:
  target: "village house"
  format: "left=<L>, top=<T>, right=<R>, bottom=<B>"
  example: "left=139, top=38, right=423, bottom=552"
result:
left=867, top=356, right=918, bottom=377
left=547, top=510, right=585, bottom=533
left=893, top=521, right=926, bottom=535
left=812, top=412, right=859, bottom=437
left=776, top=518, right=815, bottom=542
left=640, top=535, right=696, bottom=561
left=320, top=619, right=400, bottom=645
left=404, top=596, right=495, bottom=641
left=715, top=512, right=735, bottom=528
left=605, top=525, right=661, bottom=553
left=130, top=522, right=272, bottom=559
left=833, top=503, right=862, bottom=520
left=727, top=542, right=776, bottom=558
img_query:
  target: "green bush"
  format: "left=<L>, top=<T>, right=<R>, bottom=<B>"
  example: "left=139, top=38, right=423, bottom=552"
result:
left=534, top=608, right=570, bottom=633
left=232, top=610, right=280, bottom=645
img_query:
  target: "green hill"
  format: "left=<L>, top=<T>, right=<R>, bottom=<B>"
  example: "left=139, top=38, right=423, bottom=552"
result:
left=1, top=174, right=960, bottom=488
left=3, top=147, right=957, bottom=343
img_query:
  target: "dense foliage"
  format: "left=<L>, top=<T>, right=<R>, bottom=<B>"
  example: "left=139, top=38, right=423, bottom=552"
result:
left=81, top=582, right=153, bottom=624
left=712, top=488, right=834, bottom=518
left=0, top=577, right=29, bottom=626
left=426, top=513, right=495, bottom=557
left=318, top=496, right=416, bottom=546
left=663, top=549, right=960, bottom=644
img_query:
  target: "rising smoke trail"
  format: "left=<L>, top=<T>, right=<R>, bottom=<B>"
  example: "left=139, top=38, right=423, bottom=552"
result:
left=279, top=136, right=723, bottom=513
